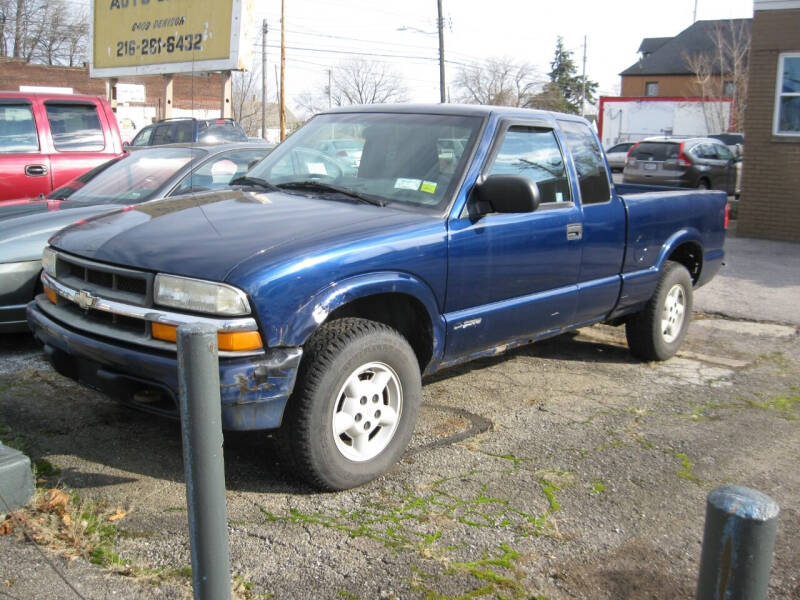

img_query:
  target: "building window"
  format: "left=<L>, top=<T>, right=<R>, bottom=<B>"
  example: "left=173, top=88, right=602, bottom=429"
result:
left=723, top=81, right=735, bottom=97
left=644, top=81, right=659, bottom=97
left=775, top=53, right=800, bottom=135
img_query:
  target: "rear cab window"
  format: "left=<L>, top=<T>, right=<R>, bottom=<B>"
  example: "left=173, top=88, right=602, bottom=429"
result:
left=488, top=125, right=571, bottom=205
left=0, top=102, right=39, bottom=153
left=45, top=102, right=105, bottom=151
left=558, top=120, right=611, bottom=205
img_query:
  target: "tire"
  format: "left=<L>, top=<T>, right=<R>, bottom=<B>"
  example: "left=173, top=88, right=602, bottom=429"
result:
left=279, top=317, right=421, bottom=490
left=696, top=178, right=710, bottom=190
left=625, top=261, right=693, bottom=361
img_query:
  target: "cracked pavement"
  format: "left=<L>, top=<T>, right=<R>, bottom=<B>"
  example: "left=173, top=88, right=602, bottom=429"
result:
left=1, top=229, right=799, bottom=599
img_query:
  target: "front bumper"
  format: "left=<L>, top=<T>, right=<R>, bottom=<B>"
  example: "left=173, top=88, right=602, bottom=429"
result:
left=27, top=299, right=302, bottom=431
left=0, top=260, right=41, bottom=333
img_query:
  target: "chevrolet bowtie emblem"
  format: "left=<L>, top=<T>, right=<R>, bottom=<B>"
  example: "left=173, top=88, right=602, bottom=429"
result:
left=76, top=289, right=97, bottom=310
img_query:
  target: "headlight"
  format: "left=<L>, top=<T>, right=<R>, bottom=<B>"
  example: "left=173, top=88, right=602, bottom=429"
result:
left=154, top=274, right=251, bottom=316
left=42, top=247, right=57, bottom=277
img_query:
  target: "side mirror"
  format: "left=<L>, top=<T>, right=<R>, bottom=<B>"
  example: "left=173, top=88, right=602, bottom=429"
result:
left=473, top=174, right=541, bottom=215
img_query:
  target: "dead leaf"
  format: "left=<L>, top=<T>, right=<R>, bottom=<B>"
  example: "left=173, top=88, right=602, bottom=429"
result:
left=107, top=509, right=127, bottom=522
left=0, top=519, right=13, bottom=535
left=61, top=514, right=72, bottom=526
left=41, top=489, right=70, bottom=514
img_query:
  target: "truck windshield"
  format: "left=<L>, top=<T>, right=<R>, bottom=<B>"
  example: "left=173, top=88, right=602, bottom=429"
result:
left=67, top=147, right=203, bottom=204
left=248, top=112, right=483, bottom=210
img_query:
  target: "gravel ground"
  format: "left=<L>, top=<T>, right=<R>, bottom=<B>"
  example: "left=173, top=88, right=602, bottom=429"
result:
left=1, top=231, right=798, bottom=599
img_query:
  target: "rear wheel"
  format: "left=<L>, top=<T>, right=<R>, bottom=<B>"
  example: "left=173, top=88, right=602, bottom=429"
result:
left=696, top=178, right=710, bottom=190
left=280, top=318, right=421, bottom=490
left=626, top=261, right=693, bottom=361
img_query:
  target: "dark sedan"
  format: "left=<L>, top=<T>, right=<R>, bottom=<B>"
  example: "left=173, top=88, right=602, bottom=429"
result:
left=0, top=143, right=271, bottom=332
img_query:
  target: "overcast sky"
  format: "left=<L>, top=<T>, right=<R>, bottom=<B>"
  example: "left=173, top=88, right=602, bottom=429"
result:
left=250, top=0, right=754, bottom=114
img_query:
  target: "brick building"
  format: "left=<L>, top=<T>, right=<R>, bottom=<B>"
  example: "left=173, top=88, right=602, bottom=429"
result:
left=0, top=58, right=225, bottom=121
left=737, top=0, right=800, bottom=242
left=620, top=19, right=751, bottom=99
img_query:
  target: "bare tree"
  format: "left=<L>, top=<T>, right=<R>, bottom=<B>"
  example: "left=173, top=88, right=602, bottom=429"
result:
left=1, top=0, right=88, bottom=65
left=453, top=57, right=543, bottom=107
left=296, top=58, right=408, bottom=117
left=684, top=20, right=751, bottom=132
left=232, top=69, right=262, bottom=136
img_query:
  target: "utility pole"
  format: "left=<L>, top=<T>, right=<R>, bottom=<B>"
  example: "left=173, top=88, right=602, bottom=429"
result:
left=279, top=0, right=286, bottom=141
left=693, top=0, right=698, bottom=23
left=437, top=0, right=446, bottom=103
left=328, top=69, right=332, bottom=109
left=580, top=35, right=587, bottom=118
left=261, top=19, right=267, bottom=140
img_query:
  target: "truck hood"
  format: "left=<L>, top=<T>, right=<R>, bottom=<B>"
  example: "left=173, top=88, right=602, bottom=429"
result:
left=0, top=203, right=120, bottom=263
left=49, top=189, right=438, bottom=282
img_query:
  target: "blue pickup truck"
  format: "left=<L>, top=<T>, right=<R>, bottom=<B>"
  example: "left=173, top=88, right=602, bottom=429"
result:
left=27, top=105, right=727, bottom=490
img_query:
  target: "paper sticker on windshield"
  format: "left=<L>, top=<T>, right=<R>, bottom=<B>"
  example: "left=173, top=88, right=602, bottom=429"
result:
left=420, top=181, right=437, bottom=194
left=308, top=162, right=327, bottom=176
left=394, top=178, right=421, bottom=191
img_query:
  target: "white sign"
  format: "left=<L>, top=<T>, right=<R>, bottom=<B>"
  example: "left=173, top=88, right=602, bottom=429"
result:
left=19, top=85, right=73, bottom=94
left=116, top=83, right=146, bottom=103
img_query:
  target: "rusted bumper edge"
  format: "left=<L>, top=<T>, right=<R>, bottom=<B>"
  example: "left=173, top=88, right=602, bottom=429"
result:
left=26, top=301, right=302, bottom=431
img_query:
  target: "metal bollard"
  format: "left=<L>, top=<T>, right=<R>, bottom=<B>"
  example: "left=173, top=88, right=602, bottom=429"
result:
left=697, top=485, right=779, bottom=600
left=177, top=323, right=232, bottom=600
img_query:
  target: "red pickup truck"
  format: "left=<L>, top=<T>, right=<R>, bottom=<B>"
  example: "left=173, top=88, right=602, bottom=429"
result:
left=0, top=92, right=123, bottom=203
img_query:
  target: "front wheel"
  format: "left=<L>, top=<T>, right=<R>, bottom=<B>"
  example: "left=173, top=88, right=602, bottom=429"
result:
left=626, top=261, right=693, bottom=361
left=280, top=318, right=421, bottom=490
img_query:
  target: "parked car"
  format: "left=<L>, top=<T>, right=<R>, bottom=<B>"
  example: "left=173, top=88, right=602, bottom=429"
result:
left=126, top=117, right=248, bottom=148
left=28, top=105, right=726, bottom=490
left=0, top=156, right=124, bottom=221
left=708, top=132, right=744, bottom=157
left=0, top=143, right=271, bottom=332
left=604, top=142, right=637, bottom=172
left=622, top=137, right=739, bottom=194
left=0, top=91, right=123, bottom=203
left=314, top=138, right=363, bottom=169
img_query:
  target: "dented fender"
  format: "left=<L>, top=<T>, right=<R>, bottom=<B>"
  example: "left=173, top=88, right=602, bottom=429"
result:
left=277, top=272, right=446, bottom=372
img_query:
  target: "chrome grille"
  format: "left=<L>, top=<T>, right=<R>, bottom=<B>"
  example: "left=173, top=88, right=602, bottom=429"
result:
left=55, top=252, right=152, bottom=306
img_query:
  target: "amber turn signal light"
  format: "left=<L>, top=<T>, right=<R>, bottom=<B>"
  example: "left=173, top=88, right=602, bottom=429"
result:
left=151, top=322, right=177, bottom=342
left=43, top=285, right=58, bottom=305
left=217, top=331, right=263, bottom=352
left=151, top=322, right=262, bottom=352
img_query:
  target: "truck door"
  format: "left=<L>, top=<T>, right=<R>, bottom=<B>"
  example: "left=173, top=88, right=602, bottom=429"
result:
left=557, top=120, right=626, bottom=325
left=0, top=99, right=52, bottom=201
left=444, top=121, right=582, bottom=361
left=43, top=100, right=109, bottom=190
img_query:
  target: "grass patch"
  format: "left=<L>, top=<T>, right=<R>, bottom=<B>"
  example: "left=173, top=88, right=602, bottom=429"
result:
left=1, top=487, right=127, bottom=567
left=746, top=388, right=800, bottom=420
left=33, top=458, right=60, bottom=478
left=589, top=480, right=605, bottom=495
left=672, top=451, right=700, bottom=483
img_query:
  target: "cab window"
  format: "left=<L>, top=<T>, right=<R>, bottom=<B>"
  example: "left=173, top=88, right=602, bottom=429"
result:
left=45, top=103, right=105, bottom=151
left=0, top=103, right=39, bottom=153
left=488, top=126, right=571, bottom=204
left=557, top=120, right=610, bottom=205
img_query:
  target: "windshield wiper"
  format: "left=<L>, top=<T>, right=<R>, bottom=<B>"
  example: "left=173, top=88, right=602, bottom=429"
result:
left=277, top=181, right=385, bottom=207
left=229, top=175, right=280, bottom=192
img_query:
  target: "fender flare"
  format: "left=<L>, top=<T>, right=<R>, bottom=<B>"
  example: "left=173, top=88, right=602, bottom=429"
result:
left=654, top=228, right=704, bottom=273
left=277, top=271, right=446, bottom=369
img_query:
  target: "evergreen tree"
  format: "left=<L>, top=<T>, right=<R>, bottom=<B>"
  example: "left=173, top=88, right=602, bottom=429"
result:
left=547, top=36, right=598, bottom=114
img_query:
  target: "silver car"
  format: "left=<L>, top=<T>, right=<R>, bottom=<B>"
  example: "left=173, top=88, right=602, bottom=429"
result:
left=604, top=142, right=637, bottom=172
left=0, top=143, right=271, bottom=332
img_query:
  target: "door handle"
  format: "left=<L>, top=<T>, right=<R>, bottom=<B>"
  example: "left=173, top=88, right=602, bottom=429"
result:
left=566, top=223, right=583, bottom=241
left=25, top=164, right=48, bottom=177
